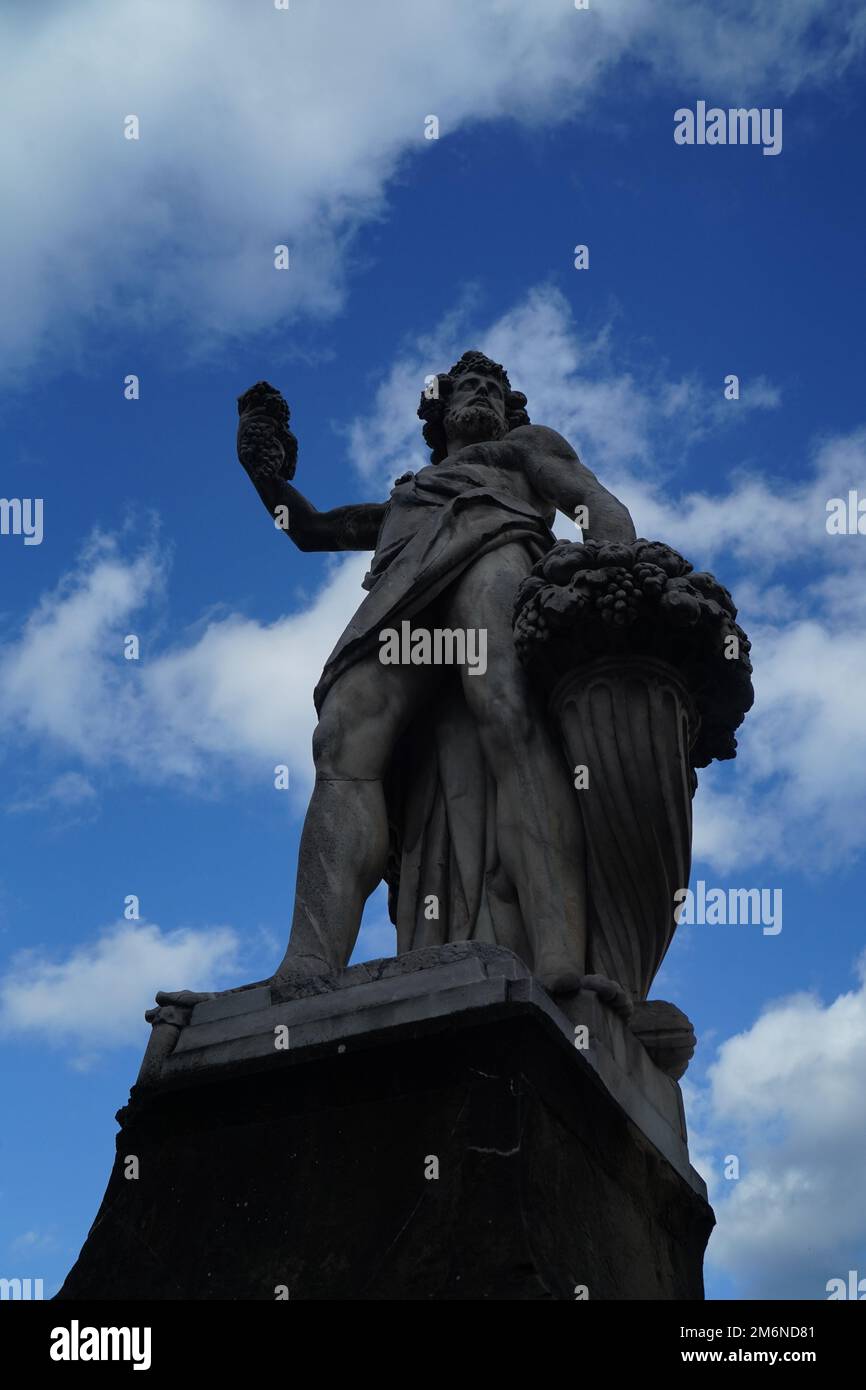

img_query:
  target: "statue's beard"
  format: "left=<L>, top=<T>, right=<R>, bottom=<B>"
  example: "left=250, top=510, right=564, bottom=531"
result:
left=444, top=404, right=508, bottom=446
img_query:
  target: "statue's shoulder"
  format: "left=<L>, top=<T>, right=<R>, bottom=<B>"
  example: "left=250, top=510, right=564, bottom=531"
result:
left=507, top=423, right=577, bottom=460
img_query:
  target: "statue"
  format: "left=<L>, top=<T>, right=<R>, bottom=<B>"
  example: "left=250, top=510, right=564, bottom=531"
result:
left=60, top=353, right=746, bottom=1301
left=233, top=352, right=753, bottom=1058
left=61, top=350, right=745, bottom=1301
left=237, top=355, right=633, bottom=996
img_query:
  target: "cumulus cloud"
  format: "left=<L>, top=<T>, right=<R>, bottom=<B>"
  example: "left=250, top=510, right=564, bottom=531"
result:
left=688, top=575, right=866, bottom=870
left=692, top=954, right=866, bottom=1298
left=349, top=285, right=783, bottom=493
left=2, top=0, right=864, bottom=380
left=625, top=430, right=866, bottom=573
left=0, top=531, right=368, bottom=799
left=0, top=919, right=241, bottom=1060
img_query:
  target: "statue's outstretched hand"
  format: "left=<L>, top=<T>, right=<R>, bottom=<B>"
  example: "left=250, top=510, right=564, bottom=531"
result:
left=237, top=381, right=299, bottom=483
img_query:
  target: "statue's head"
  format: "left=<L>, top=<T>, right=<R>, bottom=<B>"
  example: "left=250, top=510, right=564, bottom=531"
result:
left=417, top=350, right=529, bottom=463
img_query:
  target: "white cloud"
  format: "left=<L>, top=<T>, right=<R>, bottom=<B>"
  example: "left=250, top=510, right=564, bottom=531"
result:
left=685, top=598, right=866, bottom=870
left=623, top=431, right=866, bottom=573
left=6, top=771, right=97, bottom=817
left=692, top=955, right=866, bottom=1298
left=656, top=0, right=866, bottom=92
left=140, top=556, right=368, bottom=792
left=1, top=0, right=863, bottom=380
left=348, top=284, right=782, bottom=500
left=0, top=887, right=393, bottom=1065
left=0, top=532, right=368, bottom=798
left=0, top=920, right=241, bottom=1059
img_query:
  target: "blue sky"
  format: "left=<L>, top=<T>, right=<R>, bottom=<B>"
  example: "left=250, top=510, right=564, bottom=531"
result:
left=1, top=0, right=866, bottom=1301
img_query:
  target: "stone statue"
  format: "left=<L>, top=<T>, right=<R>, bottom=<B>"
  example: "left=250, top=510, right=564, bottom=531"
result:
left=234, top=352, right=753, bottom=1053
left=58, top=353, right=745, bottom=1304
left=237, top=355, right=638, bottom=997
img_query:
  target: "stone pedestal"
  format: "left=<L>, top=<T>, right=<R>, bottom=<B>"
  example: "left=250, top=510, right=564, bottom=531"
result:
left=56, top=944, right=713, bottom=1301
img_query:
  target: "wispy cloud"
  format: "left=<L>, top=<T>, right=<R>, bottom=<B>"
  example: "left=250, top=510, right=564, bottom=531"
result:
left=6, top=771, right=97, bottom=819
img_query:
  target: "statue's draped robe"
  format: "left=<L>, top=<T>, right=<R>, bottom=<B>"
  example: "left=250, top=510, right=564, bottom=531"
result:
left=313, top=459, right=557, bottom=964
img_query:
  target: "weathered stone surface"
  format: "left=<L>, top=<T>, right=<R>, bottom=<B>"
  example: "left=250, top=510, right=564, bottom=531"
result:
left=57, top=946, right=712, bottom=1301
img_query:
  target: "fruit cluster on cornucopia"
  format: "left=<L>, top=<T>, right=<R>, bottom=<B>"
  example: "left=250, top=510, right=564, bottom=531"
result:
left=513, top=538, right=754, bottom=768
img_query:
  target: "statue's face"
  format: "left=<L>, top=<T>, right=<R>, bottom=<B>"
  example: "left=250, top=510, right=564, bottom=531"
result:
left=444, top=371, right=508, bottom=447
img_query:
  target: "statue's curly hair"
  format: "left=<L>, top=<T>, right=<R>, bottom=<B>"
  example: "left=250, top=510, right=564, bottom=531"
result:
left=417, top=350, right=529, bottom=464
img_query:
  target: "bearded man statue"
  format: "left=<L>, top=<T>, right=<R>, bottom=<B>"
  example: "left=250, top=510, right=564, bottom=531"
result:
left=236, top=351, right=636, bottom=1001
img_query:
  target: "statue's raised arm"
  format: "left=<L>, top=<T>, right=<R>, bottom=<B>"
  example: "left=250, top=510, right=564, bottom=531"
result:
left=236, top=380, right=387, bottom=552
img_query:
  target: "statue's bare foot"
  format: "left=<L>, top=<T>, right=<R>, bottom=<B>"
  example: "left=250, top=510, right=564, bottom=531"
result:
left=154, top=988, right=217, bottom=1008
left=537, top=966, right=585, bottom=997
left=571, top=973, right=633, bottom=1020
left=152, top=976, right=270, bottom=1012
left=537, top=963, right=633, bottom=1021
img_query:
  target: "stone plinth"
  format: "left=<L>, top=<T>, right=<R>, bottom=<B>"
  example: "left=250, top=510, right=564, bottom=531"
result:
left=56, top=944, right=713, bottom=1301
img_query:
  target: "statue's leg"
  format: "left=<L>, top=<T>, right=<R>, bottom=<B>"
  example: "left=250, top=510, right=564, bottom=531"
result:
left=447, top=544, right=589, bottom=993
left=274, top=650, right=437, bottom=981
